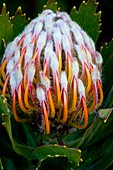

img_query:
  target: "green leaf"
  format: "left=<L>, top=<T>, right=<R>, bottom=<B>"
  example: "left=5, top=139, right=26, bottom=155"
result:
left=1, top=156, right=35, bottom=170
left=11, top=6, right=29, bottom=38
left=0, top=95, right=9, bottom=115
left=100, top=38, right=113, bottom=64
left=102, top=86, right=113, bottom=108
left=70, top=0, right=101, bottom=43
left=44, top=0, right=58, bottom=12
left=98, top=108, right=113, bottom=122
left=103, top=54, right=113, bottom=95
left=0, top=159, right=3, bottom=170
left=0, top=3, right=13, bottom=60
left=62, top=129, right=84, bottom=148
left=38, top=156, right=75, bottom=170
left=78, top=133, right=113, bottom=170
left=56, top=0, right=70, bottom=12
left=78, top=109, right=113, bottom=147
left=0, top=95, right=35, bottom=160
left=34, top=144, right=82, bottom=167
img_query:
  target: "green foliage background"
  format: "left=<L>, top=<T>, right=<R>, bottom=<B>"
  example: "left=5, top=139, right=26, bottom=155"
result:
left=0, top=0, right=113, bottom=169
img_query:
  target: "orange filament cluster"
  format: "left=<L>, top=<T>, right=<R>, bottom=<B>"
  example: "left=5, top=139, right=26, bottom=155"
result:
left=0, top=10, right=104, bottom=134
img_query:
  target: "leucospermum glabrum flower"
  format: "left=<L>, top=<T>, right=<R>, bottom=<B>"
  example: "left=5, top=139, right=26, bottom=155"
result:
left=0, top=10, right=103, bottom=134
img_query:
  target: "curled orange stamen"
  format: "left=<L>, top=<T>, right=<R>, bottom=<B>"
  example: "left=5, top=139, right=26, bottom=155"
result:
left=18, top=83, right=28, bottom=113
left=2, top=74, right=10, bottom=97
left=43, top=61, right=47, bottom=75
left=48, top=89, right=55, bottom=118
left=42, top=101, right=50, bottom=134
left=1, top=58, right=7, bottom=80
left=88, top=83, right=97, bottom=113
left=67, top=53, right=72, bottom=84
left=43, top=60, right=50, bottom=77
left=84, top=63, right=92, bottom=94
left=55, top=72, right=61, bottom=107
left=13, top=91, right=27, bottom=122
left=61, top=89, right=68, bottom=123
left=97, top=80, right=104, bottom=108
left=71, top=96, right=88, bottom=129
left=69, top=76, right=77, bottom=112
left=33, top=49, right=40, bottom=82
left=57, top=45, right=62, bottom=73
left=32, top=49, right=38, bottom=61
left=24, top=82, right=34, bottom=110
left=24, top=63, right=28, bottom=89
left=0, top=78, right=4, bottom=87
left=19, top=46, right=26, bottom=67
left=32, top=34, right=37, bottom=45
left=18, top=34, right=25, bottom=47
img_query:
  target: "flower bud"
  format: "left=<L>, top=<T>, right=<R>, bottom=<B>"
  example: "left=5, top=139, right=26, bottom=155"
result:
left=0, top=9, right=103, bottom=134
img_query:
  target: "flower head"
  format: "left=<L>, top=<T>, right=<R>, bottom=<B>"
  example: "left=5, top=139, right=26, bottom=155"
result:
left=0, top=10, right=103, bottom=134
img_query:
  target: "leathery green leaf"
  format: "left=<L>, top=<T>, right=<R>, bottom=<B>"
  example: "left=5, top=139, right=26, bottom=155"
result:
left=100, top=38, right=113, bottom=64
left=44, top=0, right=58, bottom=12
left=34, top=144, right=82, bottom=166
left=98, top=108, right=113, bottom=122
left=102, top=86, right=113, bottom=108
left=78, top=109, right=113, bottom=147
left=0, top=159, right=3, bottom=170
left=103, top=54, right=113, bottom=95
left=11, top=6, right=29, bottom=38
left=38, top=156, right=75, bottom=170
left=78, top=133, right=113, bottom=170
left=70, top=0, right=101, bottom=43
left=0, top=96, right=35, bottom=160
left=0, top=3, right=13, bottom=60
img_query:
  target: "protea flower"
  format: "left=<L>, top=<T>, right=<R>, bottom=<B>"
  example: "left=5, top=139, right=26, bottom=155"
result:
left=0, top=9, right=103, bottom=134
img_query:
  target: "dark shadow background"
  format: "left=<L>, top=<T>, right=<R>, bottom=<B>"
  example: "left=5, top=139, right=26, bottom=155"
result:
left=0, top=0, right=113, bottom=46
